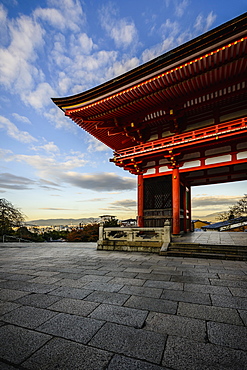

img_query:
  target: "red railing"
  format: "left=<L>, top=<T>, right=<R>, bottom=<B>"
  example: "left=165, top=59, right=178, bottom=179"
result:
left=114, top=117, right=247, bottom=159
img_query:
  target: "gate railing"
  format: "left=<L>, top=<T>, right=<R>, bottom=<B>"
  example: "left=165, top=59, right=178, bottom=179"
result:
left=98, top=220, right=171, bottom=252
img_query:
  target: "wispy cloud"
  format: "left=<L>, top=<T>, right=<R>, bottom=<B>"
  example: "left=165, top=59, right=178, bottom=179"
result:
left=194, top=11, right=217, bottom=33
left=87, top=137, right=110, bottom=152
left=192, top=195, right=241, bottom=209
left=175, top=0, right=189, bottom=17
left=0, top=172, right=35, bottom=190
left=0, top=115, right=37, bottom=143
left=61, top=172, right=136, bottom=192
left=12, top=113, right=31, bottom=125
left=99, top=3, right=138, bottom=50
left=110, top=199, right=137, bottom=209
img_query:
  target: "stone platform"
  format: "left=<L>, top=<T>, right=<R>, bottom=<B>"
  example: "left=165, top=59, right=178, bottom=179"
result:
left=0, top=242, right=246, bottom=369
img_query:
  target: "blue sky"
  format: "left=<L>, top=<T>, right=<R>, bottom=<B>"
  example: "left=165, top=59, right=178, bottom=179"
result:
left=0, top=0, right=246, bottom=222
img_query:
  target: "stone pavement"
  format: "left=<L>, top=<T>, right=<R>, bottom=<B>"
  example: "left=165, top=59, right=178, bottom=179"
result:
left=0, top=242, right=246, bottom=369
left=172, top=231, right=247, bottom=246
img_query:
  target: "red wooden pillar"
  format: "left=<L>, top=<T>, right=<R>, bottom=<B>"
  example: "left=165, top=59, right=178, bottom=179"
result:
left=137, top=174, right=144, bottom=227
left=172, top=167, right=180, bottom=235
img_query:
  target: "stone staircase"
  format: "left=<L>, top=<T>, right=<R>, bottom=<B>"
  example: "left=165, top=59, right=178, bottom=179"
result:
left=160, top=242, right=247, bottom=260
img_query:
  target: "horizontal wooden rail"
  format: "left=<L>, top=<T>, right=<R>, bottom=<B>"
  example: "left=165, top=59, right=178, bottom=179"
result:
left=114, top=117, right=247, bottom=159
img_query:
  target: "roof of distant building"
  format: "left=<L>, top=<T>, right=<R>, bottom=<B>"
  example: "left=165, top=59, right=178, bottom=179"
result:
left=202, top=216, right=247, bottom=231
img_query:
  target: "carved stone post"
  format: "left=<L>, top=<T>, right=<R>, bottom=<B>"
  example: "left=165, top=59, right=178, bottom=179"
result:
left=97, top=221, right=104, bottom=248
left=160, top=219, right=171, bottom=252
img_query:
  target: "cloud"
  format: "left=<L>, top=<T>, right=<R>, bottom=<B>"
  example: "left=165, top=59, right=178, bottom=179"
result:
left=38, top=178, right=61, bottom=191
left=110, top=199, right=137, bottom=209
left=194, top=11, right=216, bottom=33
left=34, top=0, right=85, bottom=32
left=0, top=12, right=44, bottom=93
left=192, top=195, right=241, bottom=209
left=0, top=115, right=37, bottom=143
left=0, top=4, right=8, bottom=44
left=61, top=172, right=136, bottom=191
left=87, top=137, right=110, bottom=152
left=31, top=141, right=60, bottom=155
left=141, top=19, right=180, bottom=62
left=12, top=113, right=31, bottom=125
left=12, top=153, right=87, bottom=180
left=24, top=82, right=56, bottom=110
left=99, top=3, right=138, bottom=49
left=0, top=172, right=35, bottom=190
left=175, top=0, right=189, bottom=17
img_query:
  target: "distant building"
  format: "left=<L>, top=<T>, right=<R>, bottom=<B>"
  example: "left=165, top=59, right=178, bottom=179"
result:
left=121, top=218, right=137, bottom=227
left=192, top=220, right=211, bottom=230
left=202, top=217, right=247, bottom=232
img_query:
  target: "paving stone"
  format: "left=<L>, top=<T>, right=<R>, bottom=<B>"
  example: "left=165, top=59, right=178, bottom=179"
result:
left=28, top=276, right=62, bottom=284
left=0, top=301, right=21, bottom=315
left=78, top=275, right=113, bottom=283
left=161, top=289, right=211, bottom=305
left=89, top=322, right=166, bottom=364
left=178, top=301, right=243, bottom=325
left=37, top=312, right=104, bottom=344
left=89, top=303, right=148, bottom=328
left=55, top=272, right=84, bottom=279
left=0, top=324, right=51, bottom=365
left=119, top=285, right=162, bottom=298
left=136, top=273, right=172, bottom=281
left=211, top=294, right=247, bottom=310
left=145, top=312, right=206, bottom=342
left=208, top=321, right=247, bottom=350
left=53, top=278, right=88, bottom=288
left=0, top=288, right=29, bottom=301
left=107, top=354, right=166, bottom=369
left=84, top=291, right=130, bottom=305
left=239, top=310, right=247, bottom=326
left=218, top=273, right=247, bottom=280
left=170, top=275, right=210, bottom=284
left=107, top=277, right=145, bottom=286
left=105, top=271, right=137, bottom=278
left=184, top=283, right=231, bottom=295
left=229, top=287, right=247, bottom=297
left=210, top=278, right=247, bottom=288
left=22, top=337, right=112, bottom=370
left=31, top=270, right=61, bottom=277
left=2, top=305, right=57, bottom=329
left=15, top=293, right=61, bottom=308
left=48, top=297, right=99, bottom=316
left=144, top=280, right=183, bottom=290
left=0, top=361, right=17, bottom=369
left=0, top=280, right=56, bottom=293
left=124, top=268, right=153, bottom=273
left=49, top=286, right=93, bottom=299
left=83, top=281, right=124, bottom=292
left=124, top=295, right=177, bottom=314
left=7, top=273, right=35, bottom=281
left=162, top=335, right=247, bottom=370
left=83, top=269, right=109, bottom=275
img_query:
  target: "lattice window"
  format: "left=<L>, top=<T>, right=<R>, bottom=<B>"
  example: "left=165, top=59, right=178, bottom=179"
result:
left=144, top=176, right=172, bottom=210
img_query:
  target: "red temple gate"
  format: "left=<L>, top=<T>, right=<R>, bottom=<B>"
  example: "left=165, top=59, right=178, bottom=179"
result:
left=53, top=14, right=247, bottom=235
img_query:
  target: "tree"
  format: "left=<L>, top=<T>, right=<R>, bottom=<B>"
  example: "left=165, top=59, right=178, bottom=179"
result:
left=67, top=223, right=99, bottom=242
left=0, top=198, right=25, bottom=241
left=217, top=194, right=247, bottom=221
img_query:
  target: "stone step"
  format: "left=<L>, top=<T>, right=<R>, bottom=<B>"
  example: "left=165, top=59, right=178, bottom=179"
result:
left=160, top=243, right=247, bottom=260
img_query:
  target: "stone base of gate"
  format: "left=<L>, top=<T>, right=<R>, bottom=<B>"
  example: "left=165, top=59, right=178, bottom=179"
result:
left=97, top=240, right=163, bottom=253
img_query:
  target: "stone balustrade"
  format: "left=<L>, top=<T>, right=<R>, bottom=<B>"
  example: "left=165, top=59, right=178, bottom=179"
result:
left=97, top=220, right=171, bottom=253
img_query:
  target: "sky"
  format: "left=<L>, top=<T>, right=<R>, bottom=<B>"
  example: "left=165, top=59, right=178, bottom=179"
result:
left=0, top=0, right=246, bottom=222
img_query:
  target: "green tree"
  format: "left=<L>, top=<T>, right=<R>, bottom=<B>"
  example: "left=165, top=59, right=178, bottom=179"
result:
left=0, top=198, right=25, bottom=241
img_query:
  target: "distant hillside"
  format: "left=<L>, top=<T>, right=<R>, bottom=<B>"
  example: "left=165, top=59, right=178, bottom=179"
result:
left=192, top=212, right=223, bottom=222
left=26, top=218, right=100, bottom=226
